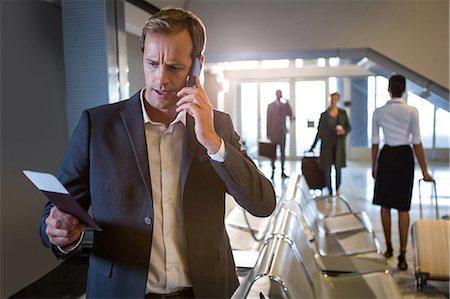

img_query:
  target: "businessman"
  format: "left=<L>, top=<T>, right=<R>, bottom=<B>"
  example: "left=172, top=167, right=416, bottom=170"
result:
left=40, top=8, right=276, bottom=299
left=266, top=89, right=293, bottom=178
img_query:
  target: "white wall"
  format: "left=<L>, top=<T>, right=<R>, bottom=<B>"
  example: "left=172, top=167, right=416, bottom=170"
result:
left=185, top=0, right=448, bottom=89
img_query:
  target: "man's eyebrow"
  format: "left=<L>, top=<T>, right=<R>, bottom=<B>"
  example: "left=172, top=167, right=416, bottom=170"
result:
left=144, top=58, right=185, bottom=67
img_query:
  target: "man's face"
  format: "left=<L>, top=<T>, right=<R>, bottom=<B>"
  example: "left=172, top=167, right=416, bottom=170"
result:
left=142, top=30, right=193, bottom=112
left=330, top=95, right=340, bottom=106
left=276, top=90, right=282, bottom=99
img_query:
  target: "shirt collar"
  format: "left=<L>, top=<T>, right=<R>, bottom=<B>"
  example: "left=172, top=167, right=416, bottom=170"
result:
left=140, top=88, right=187, bottom=127
left=388, top=97, right=405, bottom=104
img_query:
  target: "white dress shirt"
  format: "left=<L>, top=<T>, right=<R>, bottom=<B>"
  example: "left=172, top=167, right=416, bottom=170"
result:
left=371, top=97, right=421, bottom=146
left=140, top=89, right=225, bottom=294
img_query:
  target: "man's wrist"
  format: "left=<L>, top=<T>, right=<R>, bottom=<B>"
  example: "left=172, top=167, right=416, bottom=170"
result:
left=205, top=135, right=222, bottom=155
left=208, top=139, right=226, bottom=162
left=57, top=231, right=85, bottom=255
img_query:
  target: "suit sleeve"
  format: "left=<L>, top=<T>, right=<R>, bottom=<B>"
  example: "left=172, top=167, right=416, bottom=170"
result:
left=40, top=110, right=92, bottom=258
left=211, top=113, right=276, bottom=217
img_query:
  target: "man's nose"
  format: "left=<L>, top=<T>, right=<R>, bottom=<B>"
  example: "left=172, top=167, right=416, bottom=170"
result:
left=156, top=66, right=169, bottom=86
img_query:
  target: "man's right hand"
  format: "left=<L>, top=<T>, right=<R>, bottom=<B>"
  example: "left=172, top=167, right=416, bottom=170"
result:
left=45, top=206, right=86, bottom=247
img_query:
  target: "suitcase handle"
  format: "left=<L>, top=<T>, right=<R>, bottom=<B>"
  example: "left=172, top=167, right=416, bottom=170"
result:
left=418, top=178, right=438, bottom=219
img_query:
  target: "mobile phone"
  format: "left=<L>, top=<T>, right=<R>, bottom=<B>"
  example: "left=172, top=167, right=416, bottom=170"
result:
left=186, top=57, right=202, bottom=87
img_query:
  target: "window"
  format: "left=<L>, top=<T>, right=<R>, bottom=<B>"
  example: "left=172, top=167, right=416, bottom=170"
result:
left=295, top=80, right=326, bottom=155
left=407, top=92, right=434, bottom=148
left=367, top=76, right=389, bottom=146
left=260, top=59, right=289, bottom=69
left=436, top=108, right=450, bottom=148
left=328, top=77, right=337, bottom=94
left=240, top=83, right=258, bottom=155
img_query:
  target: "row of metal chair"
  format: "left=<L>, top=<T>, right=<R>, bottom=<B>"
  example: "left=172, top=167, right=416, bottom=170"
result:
left=294, top=175, right=382, bottom=257
left=228, top=173, right=402, bottom=298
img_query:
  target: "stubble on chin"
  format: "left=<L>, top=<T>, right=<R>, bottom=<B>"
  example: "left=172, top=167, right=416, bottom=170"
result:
left=145, top=89, right=179, bottom=116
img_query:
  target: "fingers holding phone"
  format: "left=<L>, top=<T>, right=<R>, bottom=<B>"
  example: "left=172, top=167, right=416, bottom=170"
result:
left=176, top=56, right=205, bottom=111
left=45, top=206, right=86, bottom=247
left=176, top=77, right=221, bottom=154
left=186, top=57, right=202, bottom=87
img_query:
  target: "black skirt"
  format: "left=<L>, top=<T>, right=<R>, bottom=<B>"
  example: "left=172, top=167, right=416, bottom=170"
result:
left=373, top=145, right=414, bottom=211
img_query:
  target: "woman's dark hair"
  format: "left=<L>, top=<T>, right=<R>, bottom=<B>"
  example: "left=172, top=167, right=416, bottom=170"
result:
left=388, top=74, right=406, bottom=97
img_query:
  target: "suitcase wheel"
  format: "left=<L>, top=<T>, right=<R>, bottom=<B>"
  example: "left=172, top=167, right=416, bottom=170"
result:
left=416, top=272, right=429, bottom=291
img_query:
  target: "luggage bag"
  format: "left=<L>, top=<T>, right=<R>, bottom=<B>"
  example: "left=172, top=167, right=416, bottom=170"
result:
left=301, top=155, right=325, bottom=189
left=258, top=140, right=276, bottom=159
left=418, top=179, right=440, bottom=219
left=411, top=219, right=450, bottom=290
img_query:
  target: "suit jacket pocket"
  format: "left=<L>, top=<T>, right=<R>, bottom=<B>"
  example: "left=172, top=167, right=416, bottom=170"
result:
left=90, top=256, right=113, bottom=278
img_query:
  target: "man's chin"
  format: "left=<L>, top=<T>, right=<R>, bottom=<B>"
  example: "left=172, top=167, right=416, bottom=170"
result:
left=148, top=96, right=178, bottom=111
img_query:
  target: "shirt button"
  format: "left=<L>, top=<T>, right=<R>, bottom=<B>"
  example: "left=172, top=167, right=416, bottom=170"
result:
left=144, top=217, right=152, bottom=225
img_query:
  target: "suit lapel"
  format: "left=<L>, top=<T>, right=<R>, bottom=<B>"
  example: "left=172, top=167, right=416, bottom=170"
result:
left=120, top=94, right=152, bottom=199
left=181, top=115, right=198, bottom=194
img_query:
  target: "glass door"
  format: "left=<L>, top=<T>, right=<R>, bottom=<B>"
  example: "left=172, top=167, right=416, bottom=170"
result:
left=259, top=82, right=291, bottom=156
left=295, top=80, right=327, bottom=156
left=240, top=81, right=291, bottom=157
left=240, top=83, right=259, bottom=155
left=241, top=80, right=329, bottom=159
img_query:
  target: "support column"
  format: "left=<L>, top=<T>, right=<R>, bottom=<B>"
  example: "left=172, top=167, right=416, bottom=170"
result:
left=349, top=77, right=368, bottom=147
left=61, top=0, right=128, bottom=134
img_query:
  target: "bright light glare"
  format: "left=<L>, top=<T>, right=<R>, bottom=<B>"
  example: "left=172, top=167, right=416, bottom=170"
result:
left=260, top=59, right=289, bottom=69
left=329, top=57, right=340, bottom=67
left=295, top=59, right=304, bottom=68
left=223, top=60, right=259, bottom=70
left=317, top=58, right=326, bottom=67
left=328, top=77, right=337, bottom=94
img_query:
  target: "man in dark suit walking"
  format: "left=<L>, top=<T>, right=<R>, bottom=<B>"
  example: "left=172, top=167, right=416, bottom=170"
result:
left=40, top=8, right=276, bottom=299
left=266, top=89, right=293, bottom=178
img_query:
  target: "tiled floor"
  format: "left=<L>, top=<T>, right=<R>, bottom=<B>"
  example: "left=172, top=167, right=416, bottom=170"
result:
left=258, top=158, right=450, bottom=298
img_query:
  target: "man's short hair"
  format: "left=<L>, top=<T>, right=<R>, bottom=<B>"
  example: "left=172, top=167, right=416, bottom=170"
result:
left=330, top=92, right=340, bottom=98
left=388, top=74, right=406, bottom=97
left=141, top=7, right=206, bottom=58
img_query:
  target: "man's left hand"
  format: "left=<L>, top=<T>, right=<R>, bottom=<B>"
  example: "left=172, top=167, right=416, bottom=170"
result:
left=176, top=77, right=221, bottom=154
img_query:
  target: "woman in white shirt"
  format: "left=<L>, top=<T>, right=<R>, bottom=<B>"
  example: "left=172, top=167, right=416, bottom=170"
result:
left=371, top=74, right=433, bottom=271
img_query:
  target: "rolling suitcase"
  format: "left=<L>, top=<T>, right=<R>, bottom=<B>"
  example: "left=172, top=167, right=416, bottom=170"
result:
left=411, top=219, right=450, bottom=290
left=258, top=140, right=276, bottom=159
left=418, top=179, right=440, bottom=219
left=301, top=154, right=325, bottom=189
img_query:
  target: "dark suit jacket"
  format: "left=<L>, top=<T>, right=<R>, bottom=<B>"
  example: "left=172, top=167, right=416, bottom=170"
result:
left=311, top=108, right=351, bottom=170
left=40, top=91, right=276, bottom=298
left=266, top=100, right=293, bottom=144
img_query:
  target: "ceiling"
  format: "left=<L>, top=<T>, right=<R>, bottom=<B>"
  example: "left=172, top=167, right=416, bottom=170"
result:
left=123, top=0, right=449, bottom=109
left=124, top=0, right=194, bottom=36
